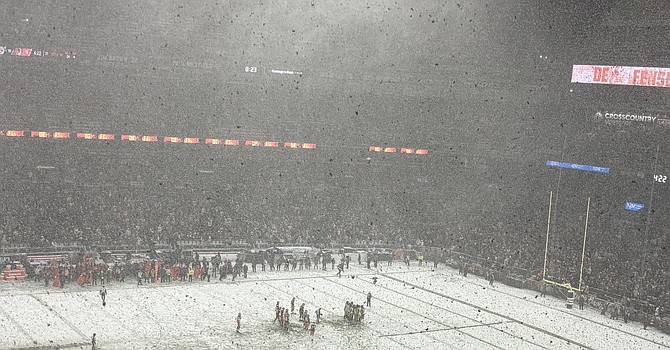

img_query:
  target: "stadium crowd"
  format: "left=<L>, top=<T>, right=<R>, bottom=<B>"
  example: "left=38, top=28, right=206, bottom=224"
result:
left=1, top=187, right=668, bottom=331
left=444, top=224, right=669, bottom=329
left=0, top=186, right=370, bottom=248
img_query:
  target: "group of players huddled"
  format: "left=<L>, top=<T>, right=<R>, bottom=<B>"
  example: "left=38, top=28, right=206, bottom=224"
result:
left=344, top=301, right=365, bottom=323
left=273, top=297, right=319, bottom=336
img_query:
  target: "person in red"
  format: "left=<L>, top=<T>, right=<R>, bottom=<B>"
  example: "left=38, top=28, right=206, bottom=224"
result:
left=303, top=312, right=310, bottom=330
left=236, top=312, right=241, bottom=333
left=309, top=324, right=316, bottom=337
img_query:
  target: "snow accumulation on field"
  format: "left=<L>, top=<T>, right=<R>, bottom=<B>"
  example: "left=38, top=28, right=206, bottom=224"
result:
left=0, top=263, right=668, bottom=350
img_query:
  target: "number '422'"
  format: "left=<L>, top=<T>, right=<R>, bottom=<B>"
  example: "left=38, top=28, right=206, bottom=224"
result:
left=654, top=174, right=667, bottom=183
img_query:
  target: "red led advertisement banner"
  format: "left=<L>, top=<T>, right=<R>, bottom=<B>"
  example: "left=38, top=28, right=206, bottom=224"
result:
left=98, top=133, right=114, bottom=140
left=53, top=132, right=70, bottom=139
left=142, top=136, right=158, bottom=142
left=571, top=65, right=670, bottom=88
left=2, top=128, right=432, bottom=156
left=0, top=46, right=76, bottom=59
left=164, top=136, right=182, bottom=143
left=1, top=127, right=436, bottom=155
left=122, top=135, right=138, bottom=141
left=31, top=131, right=50, bottom=138
left=370, top=145, right=426, bottom=155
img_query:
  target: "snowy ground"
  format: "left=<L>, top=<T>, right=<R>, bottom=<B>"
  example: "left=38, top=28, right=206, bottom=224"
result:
left=0, top=263, right=668, bottom=350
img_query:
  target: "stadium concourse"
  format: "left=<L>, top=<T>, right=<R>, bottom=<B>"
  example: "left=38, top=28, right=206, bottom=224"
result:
left=0, top=260, right=667, bottom=350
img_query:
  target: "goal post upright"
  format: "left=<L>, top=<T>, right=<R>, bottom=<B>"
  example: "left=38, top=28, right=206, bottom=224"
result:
left=542, top=191, right=553, bottom=280
left=578, top=197, right=591, bottom=293
left=541, top=193, right=590, bottom=294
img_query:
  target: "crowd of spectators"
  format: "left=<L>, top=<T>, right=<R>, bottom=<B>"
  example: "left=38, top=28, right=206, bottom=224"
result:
left=1, top=186, right=269, bottom=247
left=1, top=185, right=669, bottom=325
left=443, top=221, right=670, bottom=324
left=0, top=185, right=414, bottom=248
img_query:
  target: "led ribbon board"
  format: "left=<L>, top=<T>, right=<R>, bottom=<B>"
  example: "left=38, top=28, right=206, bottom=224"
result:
left=625, top=202, right=644, bottom=211
left=546, top=160, right=610, bottom=174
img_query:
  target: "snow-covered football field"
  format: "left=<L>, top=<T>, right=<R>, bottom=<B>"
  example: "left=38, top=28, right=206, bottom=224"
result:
left=0, top=263, right=668, bottom=349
